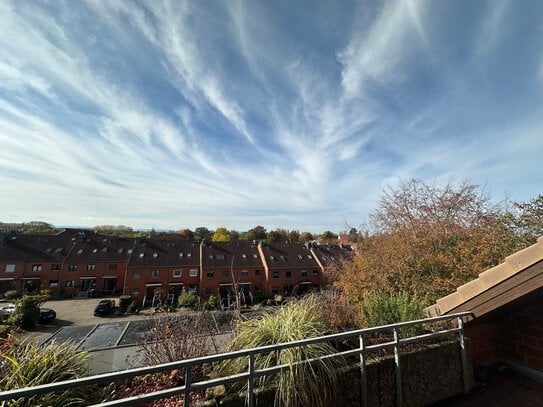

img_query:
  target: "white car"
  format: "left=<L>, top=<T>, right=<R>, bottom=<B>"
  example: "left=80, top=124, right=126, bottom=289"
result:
left=0, top=303, right=16, bottom=319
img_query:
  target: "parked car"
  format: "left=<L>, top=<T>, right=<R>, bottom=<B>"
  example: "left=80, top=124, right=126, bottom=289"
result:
left=94, top=299, right=115, bottom=316
left=38, top=308, right=56, bottom=324
left=0, top=303, right=15, bottom=320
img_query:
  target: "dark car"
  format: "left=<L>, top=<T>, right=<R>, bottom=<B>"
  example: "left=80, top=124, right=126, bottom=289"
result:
left=38, top=308, right=56, bottom=324
left=94, top=299, right=115, bottom=316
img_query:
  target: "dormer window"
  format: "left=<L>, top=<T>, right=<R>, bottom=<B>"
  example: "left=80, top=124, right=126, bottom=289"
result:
left=179, top=253, right=184, bottom=258
left=153, top=252, right=159, bottom=258
left=187, top=253, right=192, bottom=258
left=298, top=255, right=303, bottom=259
left=270, top=256, right=275, bottom=260
left=139, top=253, right=144, bottom=258
left=242, top=254, right=247, bottom=258
left=77, top=249, right=83, bottom=254
left=101, top=247, right=108, bottom=252
left=216, top=254, right=225, bottom=260
left=127, top=249, right=133, bottom=254
left=253, top=254, right=258, bottom=258
left=280, top=255, right=285, bottom=260
left=45, top=248, right=52, bottom=253
left=307, top=255, right=313, bottom=259
left=118, top=248, right=123, bottom=254
left=93, top=248, right=98, bottom=253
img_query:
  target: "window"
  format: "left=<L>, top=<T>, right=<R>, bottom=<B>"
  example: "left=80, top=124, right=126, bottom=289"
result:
left=127, top=249, right=133, bottom=254
left=118, top=248, right=124, bottom=254
left=222, top=271, right=229, bottom=279
left=272, top=271, right=279, bottom=279
left=313, top=270, right=319, bottom=276
left=151, top=270, right=160, bottom=278
left=68, top=264, right=77, bottom=272
left=208, top=254, right=213, bottom=259
left=173, top=270, right=182, bottom=278
left=189, top=269, right=198, bottom=277
left=92, top=248, right=98, bottom=253
left=188, top=285, right=197, bottom=293
left=216, top=254, right=225, bottom=260
left=132, top=271, right=141, bottom=279
left=77, top=249, right=83, bottom=254
left=286, top=271, right=292, bottom=278
left=55, top=248, right=63, bottom=253
left=241, top=270, right=249, bottom=278
left=253, top=254, right=258, bottom=258
left=139, top=253, right=145, bottom=258
left=48, top=280, right=59, bottom=288
left=187, top=253, right=192, bottom=258
left=51, top=264, right=61, bottom=271
left=65, top=280, right=75, bottom=288
left=4, top=264, right=15, bottom=273
left=109, top=264, right=117, bottom=271
left=101, top=247, right=108, bottom=252
left=270, top=256, right=275, bottom=260
left=301, top=270, right=307, bottom=278
left=178, top=253, right=184, bottom=258
left=87, top=264, right=96, bottom=271
left=255, top=270, right=261, bottom=277
left=272, top=286, right=279, bottom=294
left=280, top=255, right=285, bottom=260
left=153, top=252, right=159, bottom=258
left=32, top=264, right=42, bottom=272
left=206, top=271, right=215, bottom=278
left=297, top=255, right=303, bottom=260
left=131, top=288, right=140, bottom=297
left=242, top=254, right=247, bottom=258
left=307, top=255, right=313, bottom=259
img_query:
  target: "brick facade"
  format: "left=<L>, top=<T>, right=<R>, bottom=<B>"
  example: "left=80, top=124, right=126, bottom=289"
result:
left=0, top=229, right=352, bottom=305
left=465, top=295, right=543, bottom=372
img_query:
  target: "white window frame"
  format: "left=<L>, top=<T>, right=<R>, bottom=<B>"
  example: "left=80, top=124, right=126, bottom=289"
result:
left=173, top=269, right=182, bottom=278
left=4, top=264, right=15, bottom=273
left=189, top=269, right=198, bottom=277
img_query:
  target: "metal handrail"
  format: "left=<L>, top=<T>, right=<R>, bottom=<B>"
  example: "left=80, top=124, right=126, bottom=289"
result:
left=0, top=311, right=472, bottom=407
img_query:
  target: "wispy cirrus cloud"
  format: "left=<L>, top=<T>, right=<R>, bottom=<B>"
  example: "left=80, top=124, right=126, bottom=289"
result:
left=0, top=0, right=541, bottom=231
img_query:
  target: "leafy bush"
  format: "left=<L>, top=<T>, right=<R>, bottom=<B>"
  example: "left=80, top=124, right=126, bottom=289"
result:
left=216, top=295, right=344, bottom=407
left=178, top=291, right=198, bottom=309
left=0, top=341, right=92, bottom=406
left=362, top=290, right=426, bottom=336
left=9, top=291, right=49, bottom=329
left=4, top=290, right=17, bottom=300
left=0, top=324, right=12, bottom=339
left=206, top=294, right=218, bottom=310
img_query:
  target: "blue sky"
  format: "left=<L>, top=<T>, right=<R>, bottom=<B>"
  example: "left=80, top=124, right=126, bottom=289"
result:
left=0, top=1, right=542, bottom=233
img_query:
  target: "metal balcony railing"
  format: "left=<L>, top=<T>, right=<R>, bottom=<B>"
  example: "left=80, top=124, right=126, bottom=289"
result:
left=0, top=311, right=471, bottom=407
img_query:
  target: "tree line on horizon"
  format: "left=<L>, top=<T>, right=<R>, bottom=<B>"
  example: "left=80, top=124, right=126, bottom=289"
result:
left=0, top=221, right=342, bottom=245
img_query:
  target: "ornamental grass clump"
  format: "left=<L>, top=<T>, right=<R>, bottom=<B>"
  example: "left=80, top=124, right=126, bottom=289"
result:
left=217, top=295, right=344, bottom=407
left=0, top=339, right=92, bottom=406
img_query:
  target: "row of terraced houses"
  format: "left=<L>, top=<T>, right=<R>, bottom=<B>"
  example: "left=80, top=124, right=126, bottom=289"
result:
left=0, top=229, right=352, bottom=306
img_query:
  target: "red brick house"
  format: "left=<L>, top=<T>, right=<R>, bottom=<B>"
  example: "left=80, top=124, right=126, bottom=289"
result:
left=200, top=240, right=265, bottom=306
left=127, top=237, right=200, bottom=306
left=258, top=242, right=323, bottom=296
left=427, top=236, right=543, bottom=380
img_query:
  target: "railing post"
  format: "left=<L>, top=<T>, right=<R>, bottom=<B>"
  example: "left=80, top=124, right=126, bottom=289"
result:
left=359, top=334, right=367, bottom=407
left=247, top=353, right=255, bottom=407
left=457, top=316, right=470, bottom=393
left=393, top=327, right=402, bottom=407
left=184, top=366, right=192, bottom=407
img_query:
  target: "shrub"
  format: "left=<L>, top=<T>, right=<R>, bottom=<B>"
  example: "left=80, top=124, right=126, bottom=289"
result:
left=178, top=291, right=198, bottom=309
left=4, top=290, right=17, bottom=300
left=362, top=290, right=426, bottom=336
left=0, top=324, right=12, bottom=339
left=206, top=294, right=218, bottom=310
left=0, top=341, right=92, bottom=406
left=216, top=295, right=344, bottom=407
left=9, top=292, right=49, bottom=329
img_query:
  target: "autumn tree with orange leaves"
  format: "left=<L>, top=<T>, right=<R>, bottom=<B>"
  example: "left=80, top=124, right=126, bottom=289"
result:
left=336, top=179, right=521, bottom=305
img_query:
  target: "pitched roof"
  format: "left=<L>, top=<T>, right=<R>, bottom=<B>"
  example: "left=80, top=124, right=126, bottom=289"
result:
left=259, top=242, right=321, bottom=269
left=128, top=238, right=199, bottom=268
left=201, top=241, right=263, bottom=268
left=311, top=243, right=353, bottom=268
left=427, top=236, right=543, bottom=320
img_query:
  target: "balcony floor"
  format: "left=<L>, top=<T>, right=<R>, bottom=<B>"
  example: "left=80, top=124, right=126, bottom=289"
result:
left=433, top=367, right=543, bottom=407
